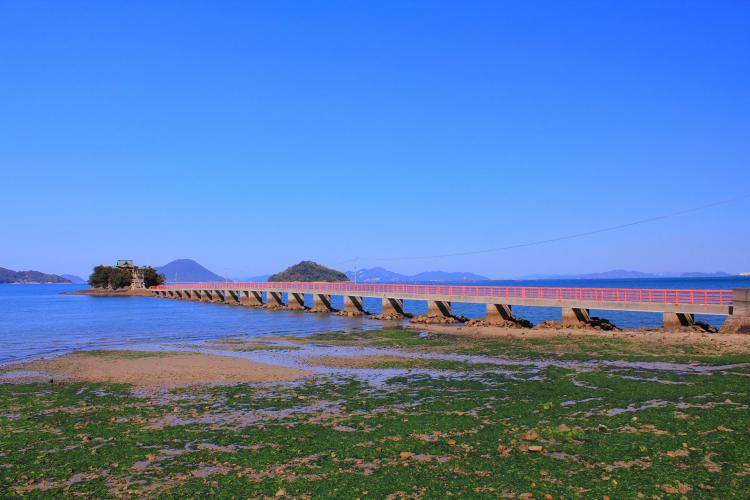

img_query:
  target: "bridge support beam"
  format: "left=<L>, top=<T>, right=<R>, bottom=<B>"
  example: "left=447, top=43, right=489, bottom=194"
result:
left=427, top=300, right=451, bottom=317
left=287, top=292, right=306, bottom=310
left=486, top=304, right=515, bottom=322
left=721, top=289, right=750, bottom=334
left=342, top=296, right=365, bottom=316
left=197, top=290, right=211, bottom=302
left=224, top=290, right=240, bottom=305
left=311, top=294, right=334, bottom=312
left=211, top=290, right=224, bottom=303
left=266, top=291, right=284, bottom=308
left=240, top=290, right=263, bottom=306
left=562, top=308, right=590, bottom=327
left=663, top=312, right=694, bottom=329
left=382, top=298, right=405, bottom=317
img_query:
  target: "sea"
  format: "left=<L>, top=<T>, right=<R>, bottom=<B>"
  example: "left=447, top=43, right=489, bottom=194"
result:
left=1, top=276, right=748, bottom=365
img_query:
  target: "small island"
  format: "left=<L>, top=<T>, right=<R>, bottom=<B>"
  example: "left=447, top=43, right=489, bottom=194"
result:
left=0, top=267, right=70, bottom=284
left=268, top=261, right=349, bottom=282
left=67, top=261, right=165, bottom=296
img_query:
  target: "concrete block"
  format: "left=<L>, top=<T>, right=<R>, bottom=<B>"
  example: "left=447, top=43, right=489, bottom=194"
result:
left=287, top=292, right=306, bottom=310
left=225, top=290, right=240, bottom=305
left=427, top=301, right=451, bottom=317
left=663, top=312, right=695, bottom=329
left=343, top=296, right=365, bottom=315
left=313, top=294, right=333, bottom=311
left=240, top=290, right=263, bottom=306
left=266, top=291, right=284, bottom=307
left=382, top=298, right=405, bottom=316
left=562, top=308, right=590, bottom=327
left=486, top=303, right=514, bottom=322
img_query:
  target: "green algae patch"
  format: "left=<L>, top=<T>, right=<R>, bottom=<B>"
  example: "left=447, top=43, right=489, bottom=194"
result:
left=275, top=327, right=750, bottom=365
left=2, top=358, right=749, bottom=497
left=281, top=329, right=451, bottom=348
left=74, top=350, right=185, bottom=360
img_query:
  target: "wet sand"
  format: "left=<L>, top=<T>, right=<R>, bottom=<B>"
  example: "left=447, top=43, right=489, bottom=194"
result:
left=2, top=351, right=311, bottom=387
left=306, top=354, right=414, bottom=368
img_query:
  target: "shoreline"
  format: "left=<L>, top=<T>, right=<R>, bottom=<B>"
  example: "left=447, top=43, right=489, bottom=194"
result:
left=62, top=288, right=154, bottom=297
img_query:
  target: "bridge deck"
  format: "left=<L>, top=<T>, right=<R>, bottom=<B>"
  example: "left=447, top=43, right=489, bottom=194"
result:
left=151, top=282, right=732, bottom=315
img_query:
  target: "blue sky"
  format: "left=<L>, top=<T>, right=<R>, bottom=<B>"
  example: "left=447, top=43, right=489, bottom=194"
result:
left=2, top=1, right=748, bottom=278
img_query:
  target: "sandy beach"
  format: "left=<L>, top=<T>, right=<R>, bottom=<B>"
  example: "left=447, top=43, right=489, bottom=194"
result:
left=3, top=351, right=311, bottom=387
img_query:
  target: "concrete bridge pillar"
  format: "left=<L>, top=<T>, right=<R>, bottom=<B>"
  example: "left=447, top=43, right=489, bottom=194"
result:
left=663, top=312, right=695, bottom=329
left=287, top=292, right=306, bottom=310
left=720, top=289, right=750, bottom=334
left=382, top=298, right=405, bottom=317
left=240, top=290, right=263, bottom=306
left=224, top=290, right=240, bottom=305
left=486, top=304, right=514, bottom=323
left=266, top=291, right=284, bottom=307
left=562, top=308, right=590, bottom=327
left=427, top=300, right=451, bottom=317
left=210, top=290, right=224, bottom=303
left=196, top=290, right=211, bottom=302
left=343, top=296, right=365, bottom=315
left=179, top=290, right=189, bottom=300
left=312, top=294, right=334, bottom=312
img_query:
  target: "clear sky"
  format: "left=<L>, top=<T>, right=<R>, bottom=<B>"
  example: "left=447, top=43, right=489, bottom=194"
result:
left=1, top=1, right=748, bottom=279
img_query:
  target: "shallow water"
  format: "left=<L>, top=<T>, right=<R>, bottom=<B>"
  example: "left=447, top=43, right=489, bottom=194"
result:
left=0, top=276, right=746, bottom=365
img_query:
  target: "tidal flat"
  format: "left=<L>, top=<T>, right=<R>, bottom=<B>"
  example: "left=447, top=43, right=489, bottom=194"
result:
left=2, top=329, right=750, bottom=498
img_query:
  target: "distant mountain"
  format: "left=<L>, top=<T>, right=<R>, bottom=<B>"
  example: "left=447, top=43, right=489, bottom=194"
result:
left=0, top=267, right=71, bottom=284
left=677, top=272, right=734, bottom=278
left=411, top=271, right=491, bottom=281
left=232, top=274, right=270, bottom=282
left=346, top=267, right=407, bottom=282
left=156, top=259, right=226, bottom=283
left=269, top=261, right=349, bottom=282
left=346, top=267, right=490, bottom=282
left=520, top=269, right=735, bottom=280
left=61, top=274, right=86, bottom=284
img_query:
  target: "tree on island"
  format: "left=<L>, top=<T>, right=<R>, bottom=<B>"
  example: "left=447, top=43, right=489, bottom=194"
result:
left=268, top=261, right=349, bottom=282
left=88, top=265, right=165, bottom=289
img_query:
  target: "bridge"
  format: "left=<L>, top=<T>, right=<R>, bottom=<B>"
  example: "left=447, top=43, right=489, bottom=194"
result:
left=149, top=282, right=750, bottom=333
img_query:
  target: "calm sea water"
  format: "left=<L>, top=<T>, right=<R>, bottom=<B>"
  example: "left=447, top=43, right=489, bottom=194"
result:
left=1, top=277, right=747, bottom=365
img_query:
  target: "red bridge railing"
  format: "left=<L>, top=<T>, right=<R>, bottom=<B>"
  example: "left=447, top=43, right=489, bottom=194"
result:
left=150, top=282, right=733, bottom=306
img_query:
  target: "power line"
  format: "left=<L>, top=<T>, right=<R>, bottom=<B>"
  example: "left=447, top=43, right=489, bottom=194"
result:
left=344, top=194, right=748, bottom=264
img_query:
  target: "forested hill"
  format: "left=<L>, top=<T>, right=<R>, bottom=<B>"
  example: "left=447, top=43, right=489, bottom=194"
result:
left=0, top=267, right=71, bottom=284
left=269, top=261, right=349, bottom=282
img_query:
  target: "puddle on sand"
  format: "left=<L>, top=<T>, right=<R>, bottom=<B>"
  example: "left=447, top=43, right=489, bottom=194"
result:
left=171, top=339, right=746, bottom=383
left=11, top=335, right=742, bottom=389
